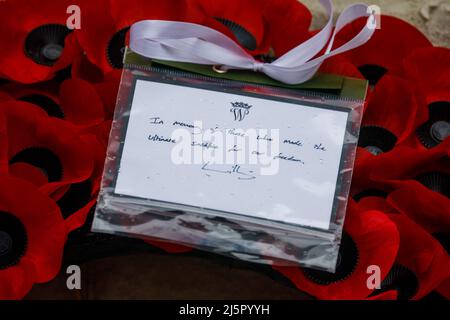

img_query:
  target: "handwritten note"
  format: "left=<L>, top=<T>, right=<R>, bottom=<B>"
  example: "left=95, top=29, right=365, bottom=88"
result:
left=114, top=78, right=350, bottom=230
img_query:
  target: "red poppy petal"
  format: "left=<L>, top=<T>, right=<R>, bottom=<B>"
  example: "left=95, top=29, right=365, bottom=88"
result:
left=113, top=0, right=205, bottom=28
left=93, top=72, right=121, bottom=120
left=437, top=277, right=450, bottom=299
left=362, top=75, right=420, bottom=143
left=146, top=239, right=194, bottom=254
left=59, top=79, right=105, bottom=126
left=9, top=163, right=49, bottom=187
left=319, top=56, right=364, bottom=79
left=0, top=259, right=35, bottom=300
left=65, top=199, right=97, bottom=233
left=350, top=148, right=393, bottom=201
left=261, top=0, right=312, bottom=57
left=0, top=90, right=11, bottom=102
left=358, top=197, right=398, bottom=214
left=367, top=290, right=398, bottom=300
left=64, top=132, right=106, bottom=231
left=402, top=47, right=450, bottom=105
left=71, top=52, right=105, bottom=83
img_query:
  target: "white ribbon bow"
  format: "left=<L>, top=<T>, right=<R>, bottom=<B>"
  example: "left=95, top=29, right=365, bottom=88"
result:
left=130, top=0, right=377, bottom=84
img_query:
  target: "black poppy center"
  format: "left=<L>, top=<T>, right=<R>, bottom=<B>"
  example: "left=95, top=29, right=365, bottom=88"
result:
left=56, top=180, right=92, bottom=219
left=255, top=49, right=277, bottom=63
left=0, top=212, right=27, bottom=270
left=358, top=126, right=398, bottom=155
left=353, top=189, right=388, bottom=202
left=433, top=232, right=449, bottom=254
left=417, top=101, right=450, bottom=148
left=106, top=27, right=130, bottom=69
left=371, top=264, right=419, bottom=300
left=358, top=64, right=388, bottom=86
left=10, top=147, right=63, bottom=182
left=302, top=232, right=359, bottom=285
left=415, top=172, right=450, bottom=198
left=24, top=24, right=72, bottom=66
left=18, top=94, right=64, bottom=119
left=215, top=18, right=257, bottom=51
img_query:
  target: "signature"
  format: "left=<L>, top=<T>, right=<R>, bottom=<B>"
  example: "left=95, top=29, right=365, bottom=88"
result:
left=201, top=162, right=256, bottom=180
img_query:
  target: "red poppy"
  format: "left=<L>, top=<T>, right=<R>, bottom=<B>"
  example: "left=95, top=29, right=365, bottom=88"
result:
left=358, top=75, right=421, bottom=155
left=273, top=200, right=400, bottom=299
left=261, top=0, right=312, bottom=58
left=371, top=142, right=449, bottom=263
left=0, top=0, right=81, bottom=84
left=195, top=0, right=272, bottom=56
left=349, top=73, right=423, bottom=203
left=0, top=176, right=66, bottom=300
left=334, top=15, right=432, bottom=85
left=76, top=0, right=209, bottom=74
left=378, top=213, right=449, bottom=300
left=401, top=47, right=450, bottom=149
left=356, top=196, right=449, bottom=299
left=370, top=140, right=450, bottom=192
left=3, top=79, right=105, bottom=127
left=1, top=100, right=94, bottom=197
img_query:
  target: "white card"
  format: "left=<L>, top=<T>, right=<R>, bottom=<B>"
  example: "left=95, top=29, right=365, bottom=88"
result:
left=114, top=78, right=350, bottom=230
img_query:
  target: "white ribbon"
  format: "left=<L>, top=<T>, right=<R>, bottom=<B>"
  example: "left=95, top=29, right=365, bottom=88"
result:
left=129, top=0, right=376, bottom=84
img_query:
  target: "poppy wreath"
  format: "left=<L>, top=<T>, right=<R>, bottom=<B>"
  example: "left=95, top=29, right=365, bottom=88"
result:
left=0, top=0, right=449, bottom=300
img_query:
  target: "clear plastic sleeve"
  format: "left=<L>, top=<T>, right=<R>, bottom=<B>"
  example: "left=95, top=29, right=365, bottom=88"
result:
left=92, top=54, right=366, bottom=272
